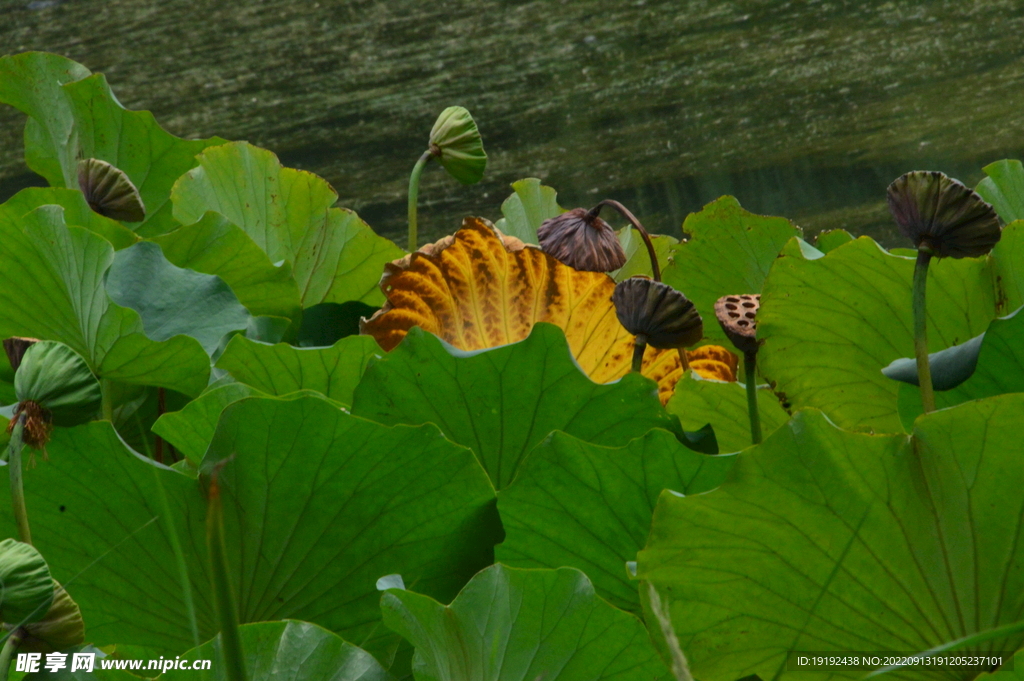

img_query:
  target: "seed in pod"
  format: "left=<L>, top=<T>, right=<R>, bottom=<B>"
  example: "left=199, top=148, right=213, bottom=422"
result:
left=886, top=171, right=1000, bottom=258
left=714, top=294, right=761, bottom=355
left=77, top=158, right=146, bottom=223
left=612, top=276, right=703, bottom=349
left=538, top=208, right=627, bottom=272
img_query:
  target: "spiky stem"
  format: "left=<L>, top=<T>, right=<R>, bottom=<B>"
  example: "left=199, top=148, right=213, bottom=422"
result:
left=744, top=350, right=762, bottom=445
left=9, top=415, right=31, bottom=545
left=207, top=467, right=247, bottom=681
left=590, top=199, right=661, bottom=281
left=0, top=628, right=23, bottom=681
left=407, top=150, right=433, bottom=252
left=913, top=248, right=936, bottom=413
left=632, top=334, right=648, bottom=373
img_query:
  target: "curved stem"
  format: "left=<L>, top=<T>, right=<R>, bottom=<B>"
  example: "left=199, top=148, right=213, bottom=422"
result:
left=743, top=350, right=762, bottom=445
left=407, top=150, right=433, bottom=252
left=632, top=335, right=648, bottom=373
left=590, top=199, right=661, bottom=282
left=9, top=414, right=32, bottom=545
left=207, top=467, right=248, bottom=681
left=913, top=248, right=936, bottom=413
left=0, top=628, right=23, bottom=681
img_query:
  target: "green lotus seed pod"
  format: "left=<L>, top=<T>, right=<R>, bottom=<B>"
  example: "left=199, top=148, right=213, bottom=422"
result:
left=17, top=580, right=86, bottom=654
left=428, top=106, right=487, bottom=185
left=613, top=276, right=703, bottom=349
left=887, top=171, right=1000, bottom=258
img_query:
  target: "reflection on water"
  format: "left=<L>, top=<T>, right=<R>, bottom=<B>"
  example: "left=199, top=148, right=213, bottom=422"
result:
left=3, top=0, right=1024, bottom=245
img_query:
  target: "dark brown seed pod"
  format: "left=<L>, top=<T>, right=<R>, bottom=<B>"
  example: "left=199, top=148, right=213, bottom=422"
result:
left=887, top=171, right=1000, bottom=258
left=3, top=337, right=39, bottom=372
left=537, top=207, right=627, bottom=272
left=613, top=276, right=703, bottom=349
left=77, top=158, right=146, bottom=222
left=715, top=294, right=760, bottom=354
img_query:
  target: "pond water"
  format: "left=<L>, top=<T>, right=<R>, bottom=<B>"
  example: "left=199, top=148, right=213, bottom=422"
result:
left=3, top=0, right=1024, bottom=246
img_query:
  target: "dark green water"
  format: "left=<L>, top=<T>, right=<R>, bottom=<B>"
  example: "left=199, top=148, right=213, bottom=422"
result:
left=3, top=0, right=1024, bottom=245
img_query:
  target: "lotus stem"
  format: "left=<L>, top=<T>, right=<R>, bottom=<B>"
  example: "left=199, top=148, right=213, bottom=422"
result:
left=912, top=247, right=936, bottom=413
left=407, top=150, right=433, bottom=252
left=153, top=467, right=201, bottom=648
left=677, top=348, right=690, bottom=371
left=744, top=350, right=762, bottom=445
left=207, top=467, right=247, bottom=681
left=9, top=414, right=32, bottom=545
left=100, top=378, right=114, bottom=422
left=645, top=583, right=693, bottom=681
left=591, top=199, right=661, bottom=282
left=632, top=334, right=648, bottom=373
left=0, top=628, right=23, bottom=681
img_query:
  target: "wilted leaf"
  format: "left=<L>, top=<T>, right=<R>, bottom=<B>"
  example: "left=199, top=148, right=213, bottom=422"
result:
left=638, top=395, right=1024, bottom=681
left=380, top=564, right=669, bottom=681
left=497, top=429, right=733, bottom=614
left=171, top=141, right=403, bottom=307
left=352, top=324, right=682, bottom=490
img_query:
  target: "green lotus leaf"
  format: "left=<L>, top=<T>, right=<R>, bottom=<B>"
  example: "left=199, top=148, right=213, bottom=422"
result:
left=896, top=305, right=1024, bottom=428
left=0, top=52, right=225, bottom=236
left=0, top=188, right=138, bottom=250
left=496, top=429, right=733, bottom=614
left=161, top=620, right=391, bottom=681
left=665, top=372, right=790, bottom=453
left=106, top=241, right=252, bottom=355
left=758, top=237, right=996, bottom=433
left=14, top=341, right=101, bottom=427
left=982, top=649, right=1024, bottom=681
left=380, top=564, right=668, bottom=681
left=493, top=178, right=562, bottom=244
left=662, top=196, right=801, bottom=346
left=152, top=382, right=263, bottom=465
left=428, top=106, right=487, bottom=185
left=611, top=228, right=677, bottom=282
left=216, top=334, right=382, bottom=406
left=18, top=580, right=86, bottom=654
left=814, top=229, right=854, bottom=253
left=0, top=397, right=500, bottom=663
left=171, top=141, right=403, bottom=308
left=351, top=323, right=682, bottom=490
left=993, top=220, right=1024, bottom=314
left=882, top=332, right=985, bottom=391
left=637, top=395, right=1024, bottom=681
left=20, top=645, right=134, bottom=680
left=0, top=206, right=208, bottom=396
left=0, top=538, right=54, bottom=626
left=976, top=159, right=1024, bottom=223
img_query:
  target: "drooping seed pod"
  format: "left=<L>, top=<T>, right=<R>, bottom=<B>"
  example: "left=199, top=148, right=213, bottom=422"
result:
left=886, top=171, right=1000, bottom=258
left=612, top=276, right=703, bottom=349
left=538, top=208, right=627, bottom=272
left=3, top=337, right=39, bottom=372
left=428, top=106, right=488, bottom=185
left=714, top=294, right=761, bottom=355
left=77, top=158, right=146, bottom=222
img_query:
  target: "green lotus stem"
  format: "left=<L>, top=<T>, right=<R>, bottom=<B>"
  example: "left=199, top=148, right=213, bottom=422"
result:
left=9, top=415, right=32, bottom=545
left=207, top=469, right=248, bottom=681
left=591, top=199, right=661, bottom=281
left=632, top=335, right=648, bottom=373
left=100, top=378, right=114, bottom=422
left=645, top=583, right=693, bottom=681
left=407, top=150, right=433, bottom=252
left=0, top=628, right=23, bottom=681
left=913, top=247, right=936, bottom=413
left=744, top=350, right=762, bottom=445
left=153, top=467, right=201, bottom=648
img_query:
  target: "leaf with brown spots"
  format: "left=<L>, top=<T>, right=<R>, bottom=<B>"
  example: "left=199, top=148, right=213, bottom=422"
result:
left=361, top=218, right=736, bottom=403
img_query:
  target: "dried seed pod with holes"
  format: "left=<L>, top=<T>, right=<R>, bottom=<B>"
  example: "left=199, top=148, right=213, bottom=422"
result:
left=77, top=158, right=146, bottom=222
left=714, top=294, right=761, bottom=355
left=886, top=171, right=1000, bottom=258
left=613, top=277, right=703, bottom=349
left=538, top=208, right=627, bottom=272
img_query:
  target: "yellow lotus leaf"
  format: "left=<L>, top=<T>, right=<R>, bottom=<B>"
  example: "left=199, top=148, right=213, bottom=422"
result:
left=361, top=217, right=735, bottom=403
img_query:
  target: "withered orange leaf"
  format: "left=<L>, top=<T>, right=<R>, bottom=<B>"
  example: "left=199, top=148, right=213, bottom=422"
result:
left=361, top=218, right=735, bottom=403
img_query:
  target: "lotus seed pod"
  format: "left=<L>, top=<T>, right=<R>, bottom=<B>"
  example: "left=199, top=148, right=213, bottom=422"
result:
left=428, top=106, right=487, bottom=185
left=3, top=337, right=39, bottom=372
left=78, top=158, right=146, bottom=222
left=886, top=171, right=1000, bottom=258
left=612, top=276, right=703, bottom=349
left=715, top=294, right=761, bottom=354
left=538, top=208, right=627, bottom=272
left=17, top=581, right=85, bottom=654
